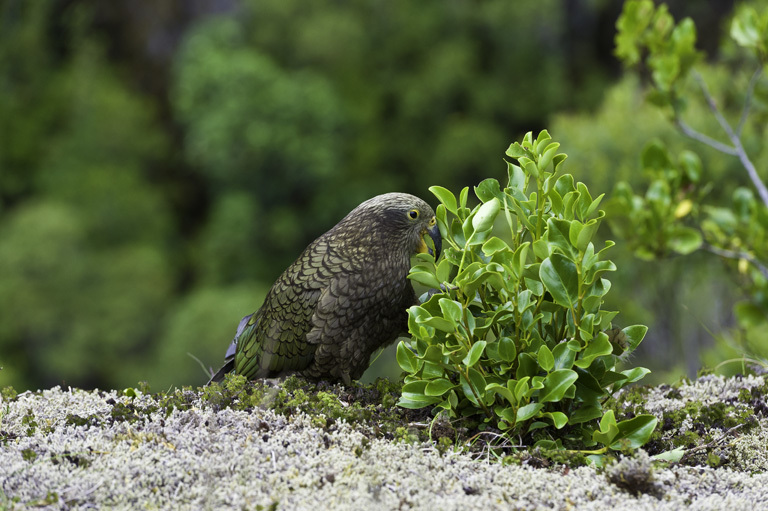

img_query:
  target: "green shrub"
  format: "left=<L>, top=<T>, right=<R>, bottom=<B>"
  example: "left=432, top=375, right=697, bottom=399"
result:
left=397, top=130, right=656, bottom=452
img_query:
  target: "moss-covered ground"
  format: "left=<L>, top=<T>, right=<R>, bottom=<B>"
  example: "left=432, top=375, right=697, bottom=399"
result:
left=1, top=372, right=768, bottom=509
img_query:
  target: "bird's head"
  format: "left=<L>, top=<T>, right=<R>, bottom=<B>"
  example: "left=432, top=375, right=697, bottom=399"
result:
left=350, top=192, right=441, bottom=261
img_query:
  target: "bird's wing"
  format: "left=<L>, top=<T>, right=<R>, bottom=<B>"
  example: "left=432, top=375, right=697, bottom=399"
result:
left=306, top=270, right=386, bottom=345
left=305, top=259, right=412, bottom=382
left=235, top=239, right=336, bottom=379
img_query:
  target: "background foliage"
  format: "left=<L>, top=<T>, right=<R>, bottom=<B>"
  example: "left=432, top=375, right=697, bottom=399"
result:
left=0, top=0, right=750, bottom=391
left=606, top=0, right=768, bottom=374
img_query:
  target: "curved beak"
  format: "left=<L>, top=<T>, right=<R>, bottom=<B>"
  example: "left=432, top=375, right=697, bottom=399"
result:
left=427, top=220, right=441, bottom=261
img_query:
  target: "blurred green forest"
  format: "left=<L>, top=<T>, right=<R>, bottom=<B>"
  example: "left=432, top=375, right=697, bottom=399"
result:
left=0, top=0, right=742, bottom=391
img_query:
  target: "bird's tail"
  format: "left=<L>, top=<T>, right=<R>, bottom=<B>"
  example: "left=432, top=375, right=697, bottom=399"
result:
left=207, top=313, right=255, bottom=385
left=207, top=358, right=235, bottom=385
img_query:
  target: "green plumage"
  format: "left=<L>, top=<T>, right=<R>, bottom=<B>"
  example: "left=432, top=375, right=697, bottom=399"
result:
left=209, top=193, right=440, bottom=385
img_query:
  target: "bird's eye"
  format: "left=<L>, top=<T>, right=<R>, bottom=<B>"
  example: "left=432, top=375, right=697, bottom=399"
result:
left=408, top=209, right=419, bottom=220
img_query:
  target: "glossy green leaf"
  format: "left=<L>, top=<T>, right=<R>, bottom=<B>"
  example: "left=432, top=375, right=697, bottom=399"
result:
left=422, top=360, right=444, bottom=379
left=506, top=142, right=527, bottom=159
left=532, top=238, right=550, bottom=261
left=450, top=217, right=467, bottom=247
left=623, top=325, right=648, bottom=352
left=541, top=411, right=568, bottom=429
left=422, top=345, right=445, bottom=362
left=439, top=298, right=463, bottom=324
left=552, top=342, right=576, bottom=370
left=507, top=162, right=525, bottom=190
left=540, top=254, right=579, bottom=308
left=421, top=316, right=455, bottom=333
left=463, top=263, right=505, bottom=294
left=510, top=242, right=530, bottom=278
left=472, top=198, right=501, bottom=232
left=539, top=369, right=578, bottom=403
left=516, top=289, right=534, bottom=313
left=523, top=159, right=539, bottom=179
left=547, top=218, right=576, bottom=258
left=554, top=173, right=576, bottom=197
left=497, top=404, right=516, bottom=422
left=593, top=410, right=619, bottom=446
left=435, top=204, right=449, bottom=241
left=424, top=378, right=456, bottom=397
left=482, top=236, right=509, bottom=256
left=458, top=187, right=469, bottom=210
left=576, top=218, right=600, bottom=252
left=516, top=353, right=538, bottom=379
left=509, top=197, right=536, bottom=231
left=498, top=337, right=517, bottom=362
left=463, top=341, right=487, bottom=367
left=399, top=381, right=441, bottom=409
left=396, top=342, right=419, bottom=373
left=553, top=153, right=567, bottom=172
left=600, top=371, right=628, bottom=387
left=429, top=185, right=458, bottom=216
left=614, top=367, right=651, bottom=391
left=537, top=345, right=555, bottom=372
left=574, top=332, right=613, bottom=369
left=514, top=377, right=530, bottom=402
left=486, top=383, right=515, bottom=405
left=538, top=142, right=560, bottom=172
left=533, top=129, right=551, bottom=150
left=583, top=260, right=617, bottom=287
left=516, top=402, right=543, bottom=423
left=568, top=405, right=603, bottom=425
left=408, top=270, right=441, bottom=289
left=568, top=220, right=583, bottom=248
left=583, top=194, right=605, bottom=221
left=562, top=190, right=580, bottom=220
left=612, top=415, right=658, bottom=450
left=573, top=368, right=603, bottom=407
left=515, top=403, right=544, bottom=423
left=435, top=258, right=453, bottom=283
left=475, top=178, right=502, bottom=202
left=548, top=186, right=564, bottom=215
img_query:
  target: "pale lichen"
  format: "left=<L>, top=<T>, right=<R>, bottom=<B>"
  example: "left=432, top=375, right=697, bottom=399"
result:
left=0, top=376, right=767, bottom=510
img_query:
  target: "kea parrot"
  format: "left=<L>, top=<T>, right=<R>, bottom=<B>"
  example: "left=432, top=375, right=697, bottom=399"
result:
left=208, top=192, right=441, bottom=385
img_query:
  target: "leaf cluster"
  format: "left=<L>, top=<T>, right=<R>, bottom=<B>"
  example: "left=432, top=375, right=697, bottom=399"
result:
left=730, top=4, right=768, bottom=61
left=397, top=131, right=656, bottom=453
left=605, top=140, right=705, bottom=260
left=615, top=0, right=701, bottom=102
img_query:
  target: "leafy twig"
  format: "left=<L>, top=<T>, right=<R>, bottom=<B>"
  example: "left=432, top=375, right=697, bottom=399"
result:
left=691, top=71, right=768, bottom=207
left=702, top=243, right=768, bottom=280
